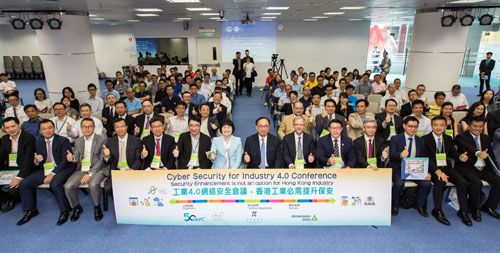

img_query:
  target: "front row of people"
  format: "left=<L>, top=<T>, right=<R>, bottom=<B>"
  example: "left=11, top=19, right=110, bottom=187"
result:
left=0, top=113, right=498, bottom=227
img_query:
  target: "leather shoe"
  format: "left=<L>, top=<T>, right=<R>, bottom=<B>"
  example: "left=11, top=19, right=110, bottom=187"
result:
left=457, top=210, right=472, bottom=226
left=417, top=206, right=428, bottom=217
left=70, top=205, right=83, bottom=222
left=57, top=211, right=69, bottom=226
left=391, top=207, right=399, bottom=216
left=471, top=209, right=482, bottom=222
left=17, top=209, right=39, bottom=226
left=2, top=200, right=17, bottom=213
left=481, top=205, right=500, bottom=220
left=94, top=205, right=104, bottom=221
left=431, top=209, right=450, bottom=225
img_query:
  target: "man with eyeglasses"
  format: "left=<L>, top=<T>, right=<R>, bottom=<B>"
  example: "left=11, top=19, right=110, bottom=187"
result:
left=84, top=83, right=104, bottom=113
left=243, top=117, right=281, bottom=169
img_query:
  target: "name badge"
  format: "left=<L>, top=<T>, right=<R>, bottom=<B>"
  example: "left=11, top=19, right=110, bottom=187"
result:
left=475, top=157, right=486, bottom=167
left=389, top=125, right=396, bottom=136
left=118, top=160, right=128, bottom=170
left=141, top=129, right=151, bottom=139
left=294, top=159, right=305, bottom=169
left=8, top=154, right=18, bottom=167
left=436, top=153, right=447, bottom=167
left=320, top=129, right=329, bottom=137
left=326, top=156, right=343, bottom=169
left=445, top=129, right=453, bottom=137
left=367, top=157, right=377, bottom=167
left=151, top=155, right=161, bottom=169
left=81, top=158, right=91, bottom=172
left=416, top=131, right=424, bottom=137
left=190, top=153, right=198, bottom=163
left=175, top=131, right=181, bottom=142
left=44, top=162, right=55, bottom=176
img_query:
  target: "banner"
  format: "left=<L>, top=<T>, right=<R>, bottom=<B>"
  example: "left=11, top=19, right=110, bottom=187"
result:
left=112, top=169, right=392, bottom=226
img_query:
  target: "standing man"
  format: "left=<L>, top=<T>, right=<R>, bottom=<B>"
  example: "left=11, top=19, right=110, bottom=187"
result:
left=232, top=51, right=244, bottom=96
left=281, top=117, right=316, bottom=169
left=379, top=51, right=392, bottom=74
left=17, top=119, right=76, bottom=225
left=175, top=116, right=212, bottom=169
left=479, top=52, right=495, bottom=96
left=243, top=49, right=254, bottom=63
left=141, top=117, right=176, bottom=170
left=64, top=118, right=108, bottom=222
left=243, top=117, right=281, bottom=169
left=316, top=119, right=356, bottom=168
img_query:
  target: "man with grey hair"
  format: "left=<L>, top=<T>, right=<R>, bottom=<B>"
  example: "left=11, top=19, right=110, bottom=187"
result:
left=278, top=102, right=312, bottom=139
left=281, top=116, right=316, bottom=169
left=353, top=118, right=389, bottom=168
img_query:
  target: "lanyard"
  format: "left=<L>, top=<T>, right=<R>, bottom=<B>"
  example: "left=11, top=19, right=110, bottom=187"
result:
left=435, top=136, right=446, bottom=154
left=192, top=139, right=199, bottom=153
left=55, top=116, right=68, bottom=134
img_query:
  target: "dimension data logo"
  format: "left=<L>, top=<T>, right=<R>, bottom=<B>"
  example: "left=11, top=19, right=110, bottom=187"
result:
left=184, top=213, right=205, bottom=222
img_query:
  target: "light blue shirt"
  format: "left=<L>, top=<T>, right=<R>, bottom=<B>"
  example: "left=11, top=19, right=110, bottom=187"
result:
left=273, top=88, right=286, bottom=98
left=124, top=97, right=142, bottom=113
left=210, top=136, right=243, bottom=169
left=191, top=93, right=207, bottom=106
left=101, top=89, right=120, bottom=101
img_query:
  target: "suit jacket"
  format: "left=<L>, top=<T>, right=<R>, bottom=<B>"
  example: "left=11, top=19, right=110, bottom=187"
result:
left=479, top=59, right=495, bottom=75
left=134, top=113, right=164, bottom=137
left=186, top=103, right=199, bottom=118
left=375, top=112, right=403, bottom=141
left=232, top=58, right=244, bottom=77
left=423, top=133, right=458, bottom=174
left=71, top=134, right=109, bottom=175
left=316, top=134, right=356, bottom=168
left=142, top=134, right=176, bottom=169
left=314, top=113, right=346, bottom=138
left=202, top=116, right=219, bottom=138
left=400, top=102, right=412, bottom=119
left=243, top=133, right=282, bottom=168
left=177, top=132, right=212, bottom=169
left=487, top=110, right=500, bottom=137
left=106, top=134, right=142, bottom=170
left=35, top=134, right=75, bottom=174
left=353, top=135, right=386, bottom=168
left=278, top=114, right=311, bottom=139
left=454, top=132, right=497, bottom=172
left=0, top=131, right=36, bottom=178
left=208, top=102, right=227, bottom=126
left=347, top=112, right=375, bottom=140
left=108, top=114, right=135, bottom=136
left=210, top=136, right=243, bottom=169
left=281, top=132, right=316, bottom=168
left=388, top=133, right=425, bottom=171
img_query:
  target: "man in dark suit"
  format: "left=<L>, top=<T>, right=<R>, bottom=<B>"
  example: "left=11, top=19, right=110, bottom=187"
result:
left=389, top=116, right=432, bottom=217
left=353, top=118, right=388, bottom=168
left=478, top=52, right=495, bottom=95
left=232, top=51, right=244, bottom=96
left=316, top=119, right=356, bottom=168
left=103, top=118, right=142, bottom=171
left=0, top=117, right=36, bottom=213
left=486, top=109, right=500, bottom=137
left=107, top=101, right=134, bottom=136
left=243, top=49, right=254, bottom=63
left=141, top=117, right=176, bottom=169
left=454, top=116, right=499, bottom=221
left=102, top=93, right=118, bottom=137
left=134, top=100, right=164, bottom=139
left=175, top=116, right=212, bottom=169
left=243, top=117, right=281, bottom=169
left=315, top=99, right=346, bottom=138
left=281, top=117, right=316, bottom=169
left=181, top=91, right=199, bottom=118
left=208, top=92, right=228, bottom=126
left=17, top=119, right=76, bottom=226
left=400, top=89, right=418, bottom=118
left=423, top=116, right=471, bottom=226
left=376, top=98, right=403, bottom=143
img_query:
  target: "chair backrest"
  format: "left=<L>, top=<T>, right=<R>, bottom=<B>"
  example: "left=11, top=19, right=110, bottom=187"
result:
left=22, top=56, right=33, bottom=71
left=367, top=102, right=380, bottom=114
left=354, top=94, right=365, bottom=101
left=12, top=56, right=23, bottom=71
left=3, top=56, right=14, bottom=72
left=39, top=113, right=53, bottom=119
left=367, top=94, right=383, bottom=104
left=452, top=111, right=467, bottom=124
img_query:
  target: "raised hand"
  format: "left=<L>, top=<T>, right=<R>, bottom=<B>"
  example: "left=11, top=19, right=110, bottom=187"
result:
left=400, top=146, right=409, bottom=158
left=34, top=153, right=44, bottom=163
left=102, top=145, right=110, bottom=157
left=308, top=153, right=314, bottom=163
left=66, top=150, right=74, bottom=162
left=134, top=124, right=140, bottom=135
left=141, top=145, right=148, bottom=158
left=172, top=146, right=179, bottom=158
left=243, top=152, right=250, bottom=164
left=459, top=151, right=468, bottom=162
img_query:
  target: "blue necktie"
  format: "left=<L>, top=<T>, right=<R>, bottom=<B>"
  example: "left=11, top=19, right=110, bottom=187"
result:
left=259, top=139, right=266, bottom=169
left=437, top=137, right=442, bottom=153
left=408, top=137, right=413, bottom=157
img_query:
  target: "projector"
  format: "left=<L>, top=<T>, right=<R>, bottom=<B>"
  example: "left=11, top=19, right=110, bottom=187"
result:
left=240, top=13, right=255, bottom=25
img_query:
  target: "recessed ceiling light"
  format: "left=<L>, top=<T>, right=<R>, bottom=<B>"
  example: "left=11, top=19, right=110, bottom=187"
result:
left=91, top=17, right=105, bottom=20
left=126, top=19, right=140, bottom=22
left=200, top=13, right=219, bottom=16
left=166, top=0, right=200, bottom=3
left=89, top=14, right=97, bottom=17
left=349, top=19, right=363, bottom=21
left=340, top=6, right=366, bottom=10
left=260, top=19, right=274, bottom=22
left=303, top=19, right=318, bottom=21
left=261, top=16, right=277, bottom=19
left=449, top=0, right=485, bottom=3
left=263, top=13, right=281, bottom=15
left=265, top=7, right=290, bottom=10
left=133, top=8, right=162, bottom=12
left=401, top=16, right=415, bottom=19
left=136, top=13, right=159, bottom=17
left=323, top=12, right=345, bottom=15
left=215, top=19, right=228, bottom=22
left=389, top=11, right=407, bottom=14
left=312, top=16, right=328, bottom=19
left=186, top=7, right=212, bottom=11
left=175, top=17, right=192, bottom=20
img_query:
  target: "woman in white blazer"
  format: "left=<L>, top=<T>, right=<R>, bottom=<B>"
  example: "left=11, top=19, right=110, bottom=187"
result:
left=209, top=119, right=243, bottom=169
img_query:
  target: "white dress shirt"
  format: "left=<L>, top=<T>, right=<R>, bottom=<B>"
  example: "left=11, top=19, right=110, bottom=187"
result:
left=5, top=105, right=28, bottom=125
left=51, top=116, right=78, bottom=142
left=75, top=116, right=104, bottom=137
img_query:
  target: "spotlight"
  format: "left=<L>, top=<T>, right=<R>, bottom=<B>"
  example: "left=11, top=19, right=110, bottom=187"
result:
left=29, top=18, right=44, bottom=29
left=460, top=14, right=474, bottom=26
left=11, top=18, right=26, bottom=30
left=441, top=15, right=456, bottom=27
left=47, top=18, right=62, bottom=29
left=479, top=14, right=493, bottom=26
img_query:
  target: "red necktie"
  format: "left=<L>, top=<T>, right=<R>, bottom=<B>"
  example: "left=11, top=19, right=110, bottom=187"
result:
left=368, top=139, right=373, bottom=158
left=46, top=140, right=53, bottom=162
left=146, top=116, right=150, bottom=129
left=155, top=138, right=161, bottom=156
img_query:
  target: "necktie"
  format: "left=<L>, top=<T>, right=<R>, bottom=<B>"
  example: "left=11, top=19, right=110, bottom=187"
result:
left=408, top=137, right=413, bottom=157
left=119, top=140, right=126, bottom=162
left=46, top=140, right=53, bottom=163
left=155, top=138, right=161, bottom=156
left=333, top=139, right=340, bottom=157
left=13, top=107, right=18, bottom=119
left=437, top=137, right=442, bottom=153
left=368, top=139, right=373, bottom=158
left=259, top=139, right=266, bottom=169
left=297, top=136, right=303, bottom=159
left=474, top=136, right=481, bottom=152
left=145, top=116, right=150, bottom=129
left=111, top=107, right=115, bottom=117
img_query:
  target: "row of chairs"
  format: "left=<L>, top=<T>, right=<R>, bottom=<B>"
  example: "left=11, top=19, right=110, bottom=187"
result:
left=3, top=56, right=44, bottom=79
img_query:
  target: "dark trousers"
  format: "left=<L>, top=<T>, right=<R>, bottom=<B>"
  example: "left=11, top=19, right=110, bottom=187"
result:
left=431, top=167, right=468, bottom=211
left=457, top=166, right=500, bottom=210
left=19, top=168, right=74, bottom=212
left=244, top=78, right=253, bottom=96
left=392, top=167, right=432, bottom=208
left=235, top=75, right=242, bottom=95
left=479, top=74, right=491, bottom=94
left=0, top=185, right=19, bottom=202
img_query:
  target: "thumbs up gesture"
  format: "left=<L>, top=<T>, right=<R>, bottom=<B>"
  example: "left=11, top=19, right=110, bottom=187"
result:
left=244, top=152, right=250, bottom=164
left=66, top=150, right=74, bottom=162
left=34, top=153, right=44, bottom=163
left=141, top=145, right=148, bottom=158
left=382, top=147, right=389, bottom=160
left=210, top=122, right=218, bottom=130
left=66, top=122, right=72, bottom=131
left=479, top=149, right=489, bottom=159
left=102, top=145, right=110, bottom=157
left=134, top=124, right=140, bottom=135
left=308, top=153, right=314, bottom=163
left=459, top=151, right=468, bottom=162
left=192, top=107, right=197, bottom=116
left=400, top=146, right=409, bottom=158
left=172, top=146, right=179, bottom=158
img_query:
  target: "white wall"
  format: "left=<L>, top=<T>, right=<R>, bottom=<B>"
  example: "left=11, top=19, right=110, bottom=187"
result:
left=0, top=27, right=40, bottom=73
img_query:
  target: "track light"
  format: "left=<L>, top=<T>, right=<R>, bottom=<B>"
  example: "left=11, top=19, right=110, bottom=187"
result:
left=11, top=18, right=25, bottom=29
left=479, top=14, right=493, bottom=25
left=48, top=18, right=62, bottom=29
left=460, top=14, right=474, bottom=26
left=441, top=15, right=456, bottom=27
left=29, top=18, right=44, bottom=29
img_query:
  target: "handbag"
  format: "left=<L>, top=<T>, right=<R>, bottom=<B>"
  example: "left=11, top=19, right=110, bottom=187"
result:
left=251, top=69, right=258, bottom=77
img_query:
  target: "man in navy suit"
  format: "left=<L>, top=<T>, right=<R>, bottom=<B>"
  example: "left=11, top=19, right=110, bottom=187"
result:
left=17, top=119, right=76, bottom=226
left=389, top=116, right=432, bottom=217
left=316, top=119, right=356, bottom=168
left=281, top=117, right=316, bottom=169
left=243, top=117, right=281, bottom=168
left=478, top=52, right=495, bottom=95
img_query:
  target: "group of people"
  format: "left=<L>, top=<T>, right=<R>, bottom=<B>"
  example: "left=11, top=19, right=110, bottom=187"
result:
left=0, top=54, right=499, bottom=228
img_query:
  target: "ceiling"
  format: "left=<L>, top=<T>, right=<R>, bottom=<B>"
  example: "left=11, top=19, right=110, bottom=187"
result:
left=0, top=0, right=499, bottom=25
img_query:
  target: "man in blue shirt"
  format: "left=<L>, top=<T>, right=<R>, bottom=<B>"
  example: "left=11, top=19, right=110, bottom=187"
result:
left=123, top=88, right=142, bottom=115
left=190, top=83, right=207, bottom=106
left=21, top=104, right=41, bottom=139
left=100, top=79, right=120, bottom=101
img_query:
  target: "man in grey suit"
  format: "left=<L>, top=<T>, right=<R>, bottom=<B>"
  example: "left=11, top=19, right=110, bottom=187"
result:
left=314, top=99, right=346, bottom=138
left=64, top=118, right=108, bottom=222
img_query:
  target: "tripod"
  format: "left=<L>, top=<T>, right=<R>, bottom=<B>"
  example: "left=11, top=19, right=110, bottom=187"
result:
left=276, top=59, right=288, bottom=79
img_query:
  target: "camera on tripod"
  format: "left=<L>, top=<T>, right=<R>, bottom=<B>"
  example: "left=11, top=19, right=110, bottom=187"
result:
left=272, top=54, right=278, bottom=60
